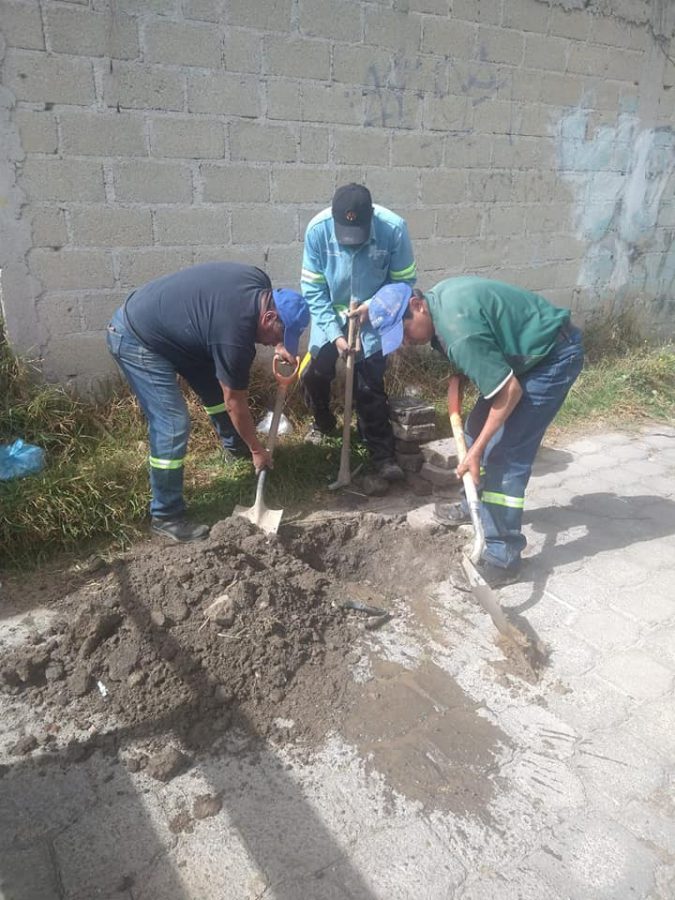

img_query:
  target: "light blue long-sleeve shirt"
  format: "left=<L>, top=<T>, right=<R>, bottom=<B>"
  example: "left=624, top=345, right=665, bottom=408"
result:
left=301, top=204, right=416, bottom=358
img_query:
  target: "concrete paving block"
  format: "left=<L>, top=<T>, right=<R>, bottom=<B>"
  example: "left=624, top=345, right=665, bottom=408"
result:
left=574, top=728, right=667, bottom=816
left=597, top=650, right=673, bottom=700
left=406, top=503, right=437, bottom=530
left=0, top=844, right=60, bottom=900
left=389, top=397, right=436, bottom=426
left=420, top=438, right=458, bottom=470
left=458, top=869, right=564, bottom=900
left=526, top=813, right=659, bottom=900
left=420, top=462, right=459, bottom=488
left=570, top=609, right=641, bottom=652
left=501, top=749, right=585, bottom=811
left=638, top=626, right=675, bottom=671
left=395, top=452, right=423, bottom=473
left=548, top=674, right=634, bottom=734
left=609, top=579, right=675, bottom=626
left=548, top=635, right=600, bottom=678
left=392, top=421, right=436, bottom=443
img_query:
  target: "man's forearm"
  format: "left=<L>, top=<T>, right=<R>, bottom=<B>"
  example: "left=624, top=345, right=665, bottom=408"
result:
left=224, top=393, right=263, bottom=453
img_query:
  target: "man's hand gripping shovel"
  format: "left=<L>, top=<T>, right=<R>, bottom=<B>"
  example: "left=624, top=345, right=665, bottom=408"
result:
left=447, top=376, right=543, bottom=663
left=232, top=356, right=299, bottom=535
left=329, top=301, right=362, bottom=491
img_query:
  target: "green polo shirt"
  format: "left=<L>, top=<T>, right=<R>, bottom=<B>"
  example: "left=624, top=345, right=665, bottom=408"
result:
left=425, top=277, right=570, bottom=398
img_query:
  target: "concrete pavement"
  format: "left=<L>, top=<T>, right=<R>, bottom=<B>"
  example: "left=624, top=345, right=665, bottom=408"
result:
left=1, top=424, right=674, bottom=899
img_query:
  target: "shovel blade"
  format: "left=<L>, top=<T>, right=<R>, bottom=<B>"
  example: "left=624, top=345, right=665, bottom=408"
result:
left=232, top=502, right=284, bottom=535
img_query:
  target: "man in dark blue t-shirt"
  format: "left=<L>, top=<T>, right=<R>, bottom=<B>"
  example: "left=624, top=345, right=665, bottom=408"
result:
left=106, top=262, right=309, bottom=543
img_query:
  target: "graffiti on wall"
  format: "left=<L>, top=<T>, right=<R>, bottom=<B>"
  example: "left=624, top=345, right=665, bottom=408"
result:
left=556, top=106, right=675, bottom=304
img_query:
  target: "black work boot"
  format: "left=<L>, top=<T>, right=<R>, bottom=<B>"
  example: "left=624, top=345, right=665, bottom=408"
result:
left=151, top=517, right=210, bottom=543
left=375, top=459, right=405, bottom=482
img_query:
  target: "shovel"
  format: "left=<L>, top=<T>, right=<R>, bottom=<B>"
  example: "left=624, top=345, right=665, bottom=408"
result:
left=329, top=300, right=360, bottom=491
left=447, top=376, right=535, bottom=650
left=233, top=356, right=299, bottom=534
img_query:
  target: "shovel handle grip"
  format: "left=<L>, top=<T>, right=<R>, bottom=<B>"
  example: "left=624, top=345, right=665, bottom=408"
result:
left=273, top=355, right=300, bottom=386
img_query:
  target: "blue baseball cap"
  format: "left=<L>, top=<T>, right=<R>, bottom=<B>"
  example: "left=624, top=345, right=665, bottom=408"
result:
left=368, top=283, right=413, bottom=356
left=272, top=289, right=310, bottom=356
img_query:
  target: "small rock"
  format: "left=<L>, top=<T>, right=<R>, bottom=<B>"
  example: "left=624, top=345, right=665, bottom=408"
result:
left=269, top=689, right=284, bottom=704
left=192, top=793, right=222, bottom=820
left=150, top=609, right=166, bottom=628
left=204, top=594, right=236, bottom=627
left=169, top=810, right=194, bottom=834
left=10, top=734, right=38, bottom=756
left=127, top=670, right=146, bottom=688
left=45, top=662, right=65, bottom=683
left=124, top=756, right=141, bottom=773
left=145, top=747, right=190, bottom=782
left=68, top=668, right=92, bottom=697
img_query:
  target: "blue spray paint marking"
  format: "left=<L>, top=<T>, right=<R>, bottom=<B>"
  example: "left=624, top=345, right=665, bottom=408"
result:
left=556, top=107, right=675, bottom=301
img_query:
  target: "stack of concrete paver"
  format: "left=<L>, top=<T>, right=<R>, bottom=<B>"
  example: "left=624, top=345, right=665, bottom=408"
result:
left=419, top=438, right=460, bottom=489
left=390, top=397, right=436, bottom=475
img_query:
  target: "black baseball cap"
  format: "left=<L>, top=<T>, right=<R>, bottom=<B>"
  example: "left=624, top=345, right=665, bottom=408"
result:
left=332, top=183, right=373, bottom=246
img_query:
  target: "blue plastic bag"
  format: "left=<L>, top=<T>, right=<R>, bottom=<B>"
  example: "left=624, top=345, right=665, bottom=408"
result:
left=0, top=439, right=45, bottom=481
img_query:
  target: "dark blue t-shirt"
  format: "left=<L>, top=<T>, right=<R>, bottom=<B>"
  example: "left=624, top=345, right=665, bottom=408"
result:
left=124, top=263, right=270, bottom=390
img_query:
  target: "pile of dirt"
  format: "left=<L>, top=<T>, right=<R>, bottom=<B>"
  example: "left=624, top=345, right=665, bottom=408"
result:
left=1, top=517, right=369, bottom=754
left=2, top=513, right=465, bottom=761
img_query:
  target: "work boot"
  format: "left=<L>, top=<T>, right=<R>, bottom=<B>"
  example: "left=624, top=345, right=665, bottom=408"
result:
left=375, top=459, right=405, bottom=482
left=304, top=424, right=335, bottom=446
left=151, top=517, right=210, bottom=543
left=433, top=501, right=471, bottom=527
left=474, top=559, right=522, bottom=589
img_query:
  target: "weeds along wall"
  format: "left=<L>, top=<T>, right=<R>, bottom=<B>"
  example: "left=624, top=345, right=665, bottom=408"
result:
left=1, top=0, right=674, bottom=394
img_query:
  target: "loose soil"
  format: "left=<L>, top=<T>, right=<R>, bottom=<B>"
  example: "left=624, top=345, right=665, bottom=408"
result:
left=1, top=514, right=464, bottom=763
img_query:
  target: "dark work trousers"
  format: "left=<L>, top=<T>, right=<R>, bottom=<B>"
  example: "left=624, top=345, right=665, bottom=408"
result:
left=301, top=342, right=395, bottom=464
left=465, top=324, right=584, bottom=569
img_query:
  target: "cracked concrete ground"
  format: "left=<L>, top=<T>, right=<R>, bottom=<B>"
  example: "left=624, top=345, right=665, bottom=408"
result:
left=1, top=424, right=674, bottom=899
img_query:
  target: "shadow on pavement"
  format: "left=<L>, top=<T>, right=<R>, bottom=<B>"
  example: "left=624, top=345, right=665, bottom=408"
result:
left=516, top=492, right=675, bottom=614
left=1, top=560, right=378, bottom=900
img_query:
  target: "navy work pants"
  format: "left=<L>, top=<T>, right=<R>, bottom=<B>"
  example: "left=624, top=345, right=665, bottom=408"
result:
left=466, top=325, right=584, bottom=569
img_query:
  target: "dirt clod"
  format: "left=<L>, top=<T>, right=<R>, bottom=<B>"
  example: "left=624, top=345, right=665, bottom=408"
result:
left=145, top=747, right=190, bottom=782
left=10, top=734, right=38, bottom=756
left=192, top=793, right=222, bottom=820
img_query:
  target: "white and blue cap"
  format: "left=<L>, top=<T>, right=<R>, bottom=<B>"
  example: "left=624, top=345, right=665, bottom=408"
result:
left=272, top=289, right=310, bottom=356
left=368, top=283, right=413, bottom=356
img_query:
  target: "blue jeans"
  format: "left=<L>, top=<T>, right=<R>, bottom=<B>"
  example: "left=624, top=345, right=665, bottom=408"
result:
left=466, top=325, right=584, bottom=569
left=106, top=308, right=244, bottom=519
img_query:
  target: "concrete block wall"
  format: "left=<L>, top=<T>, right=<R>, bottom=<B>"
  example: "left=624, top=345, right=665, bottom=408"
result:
left=0, top=0, right=674, bottom=392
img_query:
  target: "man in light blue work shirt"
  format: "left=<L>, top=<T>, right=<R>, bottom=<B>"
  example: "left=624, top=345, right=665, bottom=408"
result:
left=300, top=184, right=417, bottom=481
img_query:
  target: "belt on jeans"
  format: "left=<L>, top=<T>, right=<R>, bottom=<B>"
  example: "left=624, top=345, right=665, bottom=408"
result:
left=556, top=321, right=575, bottom=343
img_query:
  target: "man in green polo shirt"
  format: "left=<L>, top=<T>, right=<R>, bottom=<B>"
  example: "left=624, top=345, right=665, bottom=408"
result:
left=352, top=277, right=584, bottom=584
